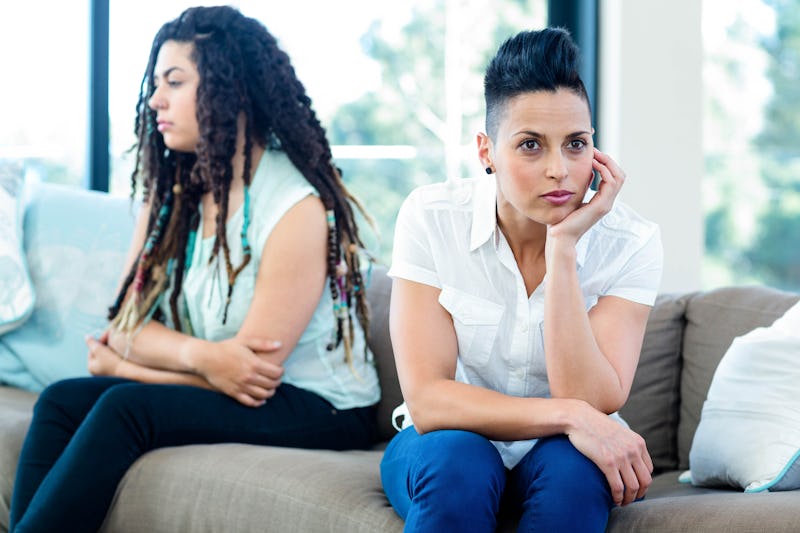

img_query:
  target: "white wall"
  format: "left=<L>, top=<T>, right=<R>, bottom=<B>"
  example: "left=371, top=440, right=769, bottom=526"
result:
left=599, top=0, right=704, bottom=293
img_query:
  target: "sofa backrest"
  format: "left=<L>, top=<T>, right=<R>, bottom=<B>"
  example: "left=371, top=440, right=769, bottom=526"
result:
left=619, top=292, right=690, bottom=473
left=366, top=267, right=800, bottom=469
left=364, top=266, right=402, bottom=442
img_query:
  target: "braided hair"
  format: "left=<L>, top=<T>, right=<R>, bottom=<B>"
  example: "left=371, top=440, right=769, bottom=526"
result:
left=109, top=6, right=372, bottom=368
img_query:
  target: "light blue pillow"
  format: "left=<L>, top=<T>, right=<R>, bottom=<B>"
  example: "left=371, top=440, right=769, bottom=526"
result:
left=0, top=161, right=35, bottom=335
left=0, top=182, right=137, bottom=392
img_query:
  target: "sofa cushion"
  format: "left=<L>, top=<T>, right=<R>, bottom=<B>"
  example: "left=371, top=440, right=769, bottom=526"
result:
left=0, top=162, right=34, bottom=336
left=677, top=286, right=800, bottom=470
left=620, top=292, right=688, bottom=473
left=101, top=444, right=404, bottom=533
left=0, top=183, right=136, bottom=392
left=689, top=300, right=800, bottom=491
left=606, top=486, right=800, bottom=532
left=365, top=266, right=401, bottom=443
left=0, top=386, right=37, bottom=532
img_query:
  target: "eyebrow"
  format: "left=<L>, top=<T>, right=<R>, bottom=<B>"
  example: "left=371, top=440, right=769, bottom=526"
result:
left=513, top=129, right=592, bottom=138
left=153, top=66, right=184, bottom=81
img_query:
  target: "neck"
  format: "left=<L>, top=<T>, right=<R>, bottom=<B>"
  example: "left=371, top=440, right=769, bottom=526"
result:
left=496, top=199, right=547, bottom=261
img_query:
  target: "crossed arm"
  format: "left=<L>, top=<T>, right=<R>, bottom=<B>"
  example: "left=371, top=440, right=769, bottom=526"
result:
left=86, top=194, right=328, bottom=407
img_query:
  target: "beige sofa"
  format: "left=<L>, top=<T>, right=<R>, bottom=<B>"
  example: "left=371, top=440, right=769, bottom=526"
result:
left=2, top=187, right=800, bottom=532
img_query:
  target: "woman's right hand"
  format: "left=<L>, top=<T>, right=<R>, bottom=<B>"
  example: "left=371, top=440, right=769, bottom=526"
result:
left=565, top=400, right=653, bottom=506
left=195, top=337, right=284, bottom=407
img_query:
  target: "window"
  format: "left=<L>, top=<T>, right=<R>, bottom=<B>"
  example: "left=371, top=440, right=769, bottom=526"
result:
left=108, top=0, right=547, bottom=261
left=0, top=1, right=90, bottom=187
left=703, top=0, right=800, bottom=291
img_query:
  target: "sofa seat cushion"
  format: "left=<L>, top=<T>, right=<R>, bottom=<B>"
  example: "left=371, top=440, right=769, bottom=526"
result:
left=607, top=475, right=800, bottom=533
left=610, top=491, right=800, bottom=533
left=101, top=444, right=404, bottom=533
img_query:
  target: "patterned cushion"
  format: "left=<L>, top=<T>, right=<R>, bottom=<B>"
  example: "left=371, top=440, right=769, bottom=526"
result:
left=0, top=161, right=34, bottom=335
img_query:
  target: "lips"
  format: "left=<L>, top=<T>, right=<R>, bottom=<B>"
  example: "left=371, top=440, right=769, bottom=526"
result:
left=156, top=120, right=172, bottom=132
left=541, top=190, right=574, bottom=206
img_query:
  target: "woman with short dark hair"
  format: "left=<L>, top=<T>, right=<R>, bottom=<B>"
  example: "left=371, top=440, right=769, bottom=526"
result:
left=381, top=27, right=663, bottom=532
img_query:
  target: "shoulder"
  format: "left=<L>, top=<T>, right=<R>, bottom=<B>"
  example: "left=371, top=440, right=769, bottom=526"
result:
left=405, top=178, right=478, bottom=207
left=252, top=148, right=315, bottom=200
left=248, top=149, right=320, bottom=251
left=589, top=192, right=661, bottom=248
left=578, top=193, right=663, bottom=278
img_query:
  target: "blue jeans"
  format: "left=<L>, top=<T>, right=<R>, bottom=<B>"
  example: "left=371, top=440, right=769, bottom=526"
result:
left=380, top=428, right=613, bottom=533
left=10, top=376, right=377, bottom=533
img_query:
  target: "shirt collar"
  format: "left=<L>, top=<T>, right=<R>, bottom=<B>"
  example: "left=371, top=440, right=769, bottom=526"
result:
left=469, top=176, right=498, bottom=251
left=470, top=176, right=592, bottom=269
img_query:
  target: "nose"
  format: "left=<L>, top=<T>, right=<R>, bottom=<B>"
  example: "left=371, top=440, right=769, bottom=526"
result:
left=545, top=149, right=568, bottom=181
left=148, top=86, right=165, bottom=111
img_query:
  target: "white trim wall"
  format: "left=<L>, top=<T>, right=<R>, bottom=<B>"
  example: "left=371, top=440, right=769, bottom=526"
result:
left=599, top=0, right=704, bottom=292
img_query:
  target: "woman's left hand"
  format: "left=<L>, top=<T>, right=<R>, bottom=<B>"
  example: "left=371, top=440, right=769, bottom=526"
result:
left=86, top=333, right=123, bottom=376
left=547, top=148, right=626, bottom=248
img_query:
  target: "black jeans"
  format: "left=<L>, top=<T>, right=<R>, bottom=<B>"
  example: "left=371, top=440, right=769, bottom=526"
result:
left=10, top=376, right=377, bottom=532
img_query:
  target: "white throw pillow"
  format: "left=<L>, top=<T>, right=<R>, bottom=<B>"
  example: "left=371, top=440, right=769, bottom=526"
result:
left=0, top=161, right=35, bottom=335
left=688, top=301, right=800, bottom=492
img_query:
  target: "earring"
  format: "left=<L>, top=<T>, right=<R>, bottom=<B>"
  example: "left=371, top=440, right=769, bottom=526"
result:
left=485, top=167, right=493, bottom=175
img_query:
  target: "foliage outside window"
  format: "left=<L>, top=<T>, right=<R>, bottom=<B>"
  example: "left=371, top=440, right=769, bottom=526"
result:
left=703, top=0, right=800, bottom=292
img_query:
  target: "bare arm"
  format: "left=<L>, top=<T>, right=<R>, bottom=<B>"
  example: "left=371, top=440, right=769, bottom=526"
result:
left=543, top=148, right=650, bottom=412
left=544, top=243, right=651, bottom=412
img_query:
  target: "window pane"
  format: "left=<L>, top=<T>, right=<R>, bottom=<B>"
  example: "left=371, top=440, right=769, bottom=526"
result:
left=108, top=0, right=547, bottom=261
left=703, top=0, right=800, bottom=291
left=0, top=1, right=89, bottom=187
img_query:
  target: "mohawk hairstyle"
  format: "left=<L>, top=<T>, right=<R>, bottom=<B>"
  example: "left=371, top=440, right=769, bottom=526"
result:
left=483, top=27, right=590, bottom=139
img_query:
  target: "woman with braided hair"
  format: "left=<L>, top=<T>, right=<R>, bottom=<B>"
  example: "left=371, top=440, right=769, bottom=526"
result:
left=9, top=6, right=380, bottom=532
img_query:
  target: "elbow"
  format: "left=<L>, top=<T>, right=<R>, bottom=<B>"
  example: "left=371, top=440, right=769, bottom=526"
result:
left=550, top=386, right=627, bottom=415
left=594, top=388, right=629, bottom=414
left=404, top=394, right=446, bottom=435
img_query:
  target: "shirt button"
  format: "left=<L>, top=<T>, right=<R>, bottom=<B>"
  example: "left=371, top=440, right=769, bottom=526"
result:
left=519, top=323, right=529, bottom=333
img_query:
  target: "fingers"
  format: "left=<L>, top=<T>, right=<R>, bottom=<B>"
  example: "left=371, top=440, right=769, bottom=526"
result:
left=85, top=334, right=104, bottom=354
left=241, top=337, right=283, bottom=353
left=592, top=148, right=626, bottom=190
left=255, top=359, right=284, bottom=380
left=233, top=383, right=277, bottom=408
left=612, top=435, right=653, bottom=506
left=234, top=392, right=267, bottom=408
left=603, top=468, right=625, bottom=507
left=247, top=371, right=282, bottom=391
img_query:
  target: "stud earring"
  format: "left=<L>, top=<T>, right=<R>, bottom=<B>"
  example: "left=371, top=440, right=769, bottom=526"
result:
left=485, top=167, right=493, bottom=175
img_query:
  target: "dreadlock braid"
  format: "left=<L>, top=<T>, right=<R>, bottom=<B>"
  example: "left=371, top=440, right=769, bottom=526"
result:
left=109, top=6, right=374, bottom=370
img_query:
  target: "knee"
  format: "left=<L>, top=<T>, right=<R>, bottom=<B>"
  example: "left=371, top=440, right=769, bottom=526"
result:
left=34, top=378, right=93, bottom=418
left=534, top=436, right=609, bottom=499
left=412, top=430, right=505, bottom=501
left=93, top=383, right=147, bottom=417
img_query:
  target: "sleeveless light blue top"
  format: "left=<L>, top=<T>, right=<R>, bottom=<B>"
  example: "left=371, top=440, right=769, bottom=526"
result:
left=176, top=149, right=380, bottom=409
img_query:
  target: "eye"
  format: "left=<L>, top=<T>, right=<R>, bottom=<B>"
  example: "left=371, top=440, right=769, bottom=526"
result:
left=519, top=139, right=541, bottom=151
left=568, top=139, right=588, bottom=151
left=167, top=80, right=183, bottom=88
